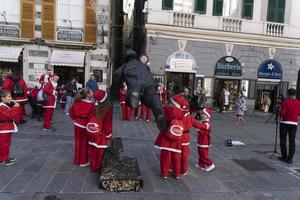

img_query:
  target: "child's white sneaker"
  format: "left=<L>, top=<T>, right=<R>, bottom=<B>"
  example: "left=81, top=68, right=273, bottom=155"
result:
left=195, top=164, right=205, bottom=171
left=205, top=163, right=215, bottom=172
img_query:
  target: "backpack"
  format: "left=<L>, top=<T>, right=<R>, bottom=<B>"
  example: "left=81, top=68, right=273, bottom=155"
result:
left=11, top=81, right=24, bottom=98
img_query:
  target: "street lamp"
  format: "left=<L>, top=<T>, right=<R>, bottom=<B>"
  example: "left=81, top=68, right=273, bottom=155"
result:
left=1, top=11, right=7, bottom=25
left=99, top=9, right=107, bottom=46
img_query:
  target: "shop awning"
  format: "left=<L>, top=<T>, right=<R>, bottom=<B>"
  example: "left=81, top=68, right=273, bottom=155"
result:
left=0, top=46, right=22, bottom=62
left=165, top=69, right=197, bottom=73
left=50, top=50, right=85, bottom=67
left=215, top=75, right=241, bottom=80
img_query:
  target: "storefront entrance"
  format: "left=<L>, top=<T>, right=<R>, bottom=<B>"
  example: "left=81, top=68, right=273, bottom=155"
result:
left=54, top=66, right=84, bottom=88
left=166, top=72, right=195, bottom=97
left=255, top=83, right=278, bottom=113
left=213, top=79, right=240, bottom=110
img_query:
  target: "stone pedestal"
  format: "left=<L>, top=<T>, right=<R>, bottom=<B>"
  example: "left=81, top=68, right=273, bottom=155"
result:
left=99, top=138, right=143, bottom=192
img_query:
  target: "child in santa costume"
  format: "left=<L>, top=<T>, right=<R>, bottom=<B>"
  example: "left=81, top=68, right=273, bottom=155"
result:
left=42, top=74, right=59, bottom=131
left=69, top=88, right=94, bottom=167
left=154, top=94, right=188, bottom=179
left=139, top=104, right=151, bottom=122
left=86, top=89, right=111, bottom=172
left=196, top=107, right=215, bottom=172
left=119, top=82, right=131, bottom=120
left=2, top=74, right=28, bottom=125
left=0, top=90, right=19, bottom=166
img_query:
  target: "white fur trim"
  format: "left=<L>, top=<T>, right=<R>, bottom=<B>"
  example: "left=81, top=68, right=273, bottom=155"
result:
left=154, top=145, right=181, bottom=153
left=182, top=142, right=190, bottom=146
left=170, top=125, right=183, bottom=137
left=197, top=144, right=211, bottom=148
left=106, top=133, right=112, bottom=138
left=203, top=109, right=210, bottom=118
left=88, top=142, right=108, bottom=148
left=12, top=98, right=28, bottom=102
left=120, top=101, right=125, bottom=104
left=171, top=97, right=181, bottom=110
left=0, top=102, right=10, bottom=108
left=74, top=122, right=86, bottom=129
left=99, top=92, right=107, bottom=103
left=280, top=121, right=298, bottom=125
left=82, top=99, right=92, bottom=103
left=86, top=123, right=99, bottom=133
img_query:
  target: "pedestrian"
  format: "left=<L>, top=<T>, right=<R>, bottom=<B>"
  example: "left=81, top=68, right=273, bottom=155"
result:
left=86, top=74, right=98, bottom=92
left=86, top=89, right=111, bottom=172
left=0, top=90, right=19, bottom=166
left=39, top=69, right=53, bottom=87
left=2, top=69, right=28, bottom=125
left=157, top=83, right=167, bottom=106
left=42, top=74, right=59, bottom=132
left=28, top=85, right=42, bottom=121
left=64, top=77, right=77, bottom=115
left=69, top=88, right=94, bottom=167
left=195, top=107, right=215, bottom=172
left=235, top=91, right=247, bottom=125
left=154, top=94, right=188, bottom=180
left=140, top=104, right=151, bottom=122
left=262, top=94, right=272, bottom=112
left=223, top=87, right=230, bottom=110
left=182, top=88, right=192, bottom=102
left=278, top=88, right=300, bottom=164
left=119, top=82, right=131, bottom=120
left=194, top=87, right=207, bottom=120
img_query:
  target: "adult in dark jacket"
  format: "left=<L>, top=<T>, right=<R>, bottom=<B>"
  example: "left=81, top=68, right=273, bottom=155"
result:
left=114, top=49, right=166, bottom=131
left=278, top=88, right=300, bottom=164
left=86, top=74, right=98, bottom=92
left=64, top=78, right=77, bottom=115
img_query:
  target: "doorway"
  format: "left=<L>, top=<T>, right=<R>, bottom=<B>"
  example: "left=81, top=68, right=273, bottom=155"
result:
left=213, top=79, right=240, bottom=110
left=54, top=66, right=84, bottom=87
left=165, top=72, right=195, bottom=98
left=255, top=83, right=278, bottom=113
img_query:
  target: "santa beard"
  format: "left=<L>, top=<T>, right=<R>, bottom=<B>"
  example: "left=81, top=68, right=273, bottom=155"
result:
left=51, top=81, right=58, bottom=88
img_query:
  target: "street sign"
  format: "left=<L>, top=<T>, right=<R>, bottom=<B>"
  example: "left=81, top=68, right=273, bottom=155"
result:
left=215, top=56, right=242, bottom=77
left=0, top=25, right=19, bottom=38
left=258, top=59, right=283, bottom=79
left=139, top=54, right=149, bottom=64
left=57, top=29, right=83, bottom=42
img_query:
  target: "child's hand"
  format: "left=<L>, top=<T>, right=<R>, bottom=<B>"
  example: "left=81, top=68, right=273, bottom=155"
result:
left=14, top=103, right=20, bottom=107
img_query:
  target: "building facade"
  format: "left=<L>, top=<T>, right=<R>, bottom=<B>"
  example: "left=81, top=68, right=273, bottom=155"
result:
left=145, top=0, right=300, bottom=112
left=0, top=0, right=110, bottom=90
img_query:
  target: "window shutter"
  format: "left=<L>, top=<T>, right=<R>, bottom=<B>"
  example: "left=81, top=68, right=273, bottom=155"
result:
left=20, top=0, right=35, bottom=38
left=84, top=0, right=97, bottom=43
left=213, top=0, right=223, bottom=16
left=195, top=0, right=207, bottom=14
left=162, top=0, right=173, bottom=10
left=42, top=0, right=56, bottom=40
left=267, top=0, right=285, bottom=23
left=242, top=0, right=253, bottom=20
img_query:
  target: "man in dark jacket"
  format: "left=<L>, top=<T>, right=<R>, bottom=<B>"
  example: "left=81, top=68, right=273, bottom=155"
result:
left=278, top=88, right=300, bottom=164
left=114, top=49, right=166, bottom=131
left=64, top=78, right=77, bottom=115
left=86, top=74, right=98, bottom=92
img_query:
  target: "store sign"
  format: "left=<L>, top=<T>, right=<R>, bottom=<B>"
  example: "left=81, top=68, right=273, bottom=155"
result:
left=258, top=59, right=282, bottom=79
left=170, top=58, right=193, bottom=71
left=0, top=25, right=19, bottom=38
left=57, top=29, right=83, bottom=42
left=215, top=56, right=242, bottom=77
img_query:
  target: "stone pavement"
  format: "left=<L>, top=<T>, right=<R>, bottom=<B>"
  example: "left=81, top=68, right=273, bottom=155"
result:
left=1, top=104, right=300, bottom=200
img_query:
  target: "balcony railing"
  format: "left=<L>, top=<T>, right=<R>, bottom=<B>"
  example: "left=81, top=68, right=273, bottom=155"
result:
left=173, top=12, right=195, bottom=27
left=265, top=22, right=284, bottom=37
left=222, top=18, right=242, bottom=32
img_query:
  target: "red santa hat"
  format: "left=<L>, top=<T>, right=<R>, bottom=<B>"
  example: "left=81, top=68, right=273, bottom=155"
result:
left=51, top=74, right=59, bottom=79
left=171, top=94, right=190, bottom=111
left=93, top=89, right=107, bottom=103
left=203, top=107, right=212, bottom=119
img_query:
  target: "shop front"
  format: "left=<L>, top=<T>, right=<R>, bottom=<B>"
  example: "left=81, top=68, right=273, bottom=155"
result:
left=164, top=51, right=197, bottom=98
left=213, top=56, right=242, bottom=110
left=49, top=50, right=86, bottom=87
left=0, top=46, right=23, bottom=78
left=255, top=59, right=283, bottom=113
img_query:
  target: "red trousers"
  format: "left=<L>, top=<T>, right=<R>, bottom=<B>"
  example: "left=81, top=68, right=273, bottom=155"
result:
left=14, top=105, right=25, bottom=124
left=160, top=150, right=180, bottom=177
left=121, top=103, right=131, bottom=120
left=140, top=105, right=151, bottom=121
left=74, top=126, right=89, bottom=165
left=0, top=133, right=12, bottom=162
left=43, top=108, right=54, bottom=129
left=197, top=147, right=213, bottom=168
left=181, top=145, right=190, bottom=174
left=89, top=146, right=106, bottom=173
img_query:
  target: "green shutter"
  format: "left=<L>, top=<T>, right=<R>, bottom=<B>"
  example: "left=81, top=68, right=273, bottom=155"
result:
left=195, top=0, right=207, bottom=14
left=162, top=0, right=173, bottom=10
left=267, top=0, right=285, bottom=23
left=242, top=0, right=253, bottom=20
left=213, top=0, right=223, bottom=16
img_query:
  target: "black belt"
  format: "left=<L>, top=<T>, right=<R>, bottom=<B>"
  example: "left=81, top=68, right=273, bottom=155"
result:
left=0, top=120, right=13, bottom=123
left=183, top=130, right=189, bottom=133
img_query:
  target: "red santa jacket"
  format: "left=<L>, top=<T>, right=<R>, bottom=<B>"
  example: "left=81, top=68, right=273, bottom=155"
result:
left=154, top=106, right=185, bottom=153
left=86, top=116, right=108, bottom=148
left=181, top=113, right=205, bottom=146
left=43, top=81, right=57, bottom=108
left=197, top=120, right=212, bottom=148
left=2, top=76, right=28, bottom=103
left=102, top=106, right=112, bottom=141
left=69, top=99, right=95, bottom=128
left=39, top=73, right=51, bottom=86
left=279, top=98, right=300, bottom=126
left=119, top=88, right=126, bottom=104
left=0, top=102, right=18, bottom=134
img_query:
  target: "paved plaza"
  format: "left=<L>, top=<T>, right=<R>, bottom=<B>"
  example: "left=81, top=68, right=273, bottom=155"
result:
left=0, top=104, right=300, bottom=200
